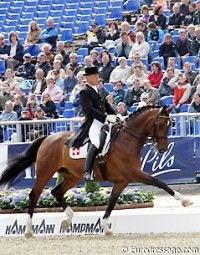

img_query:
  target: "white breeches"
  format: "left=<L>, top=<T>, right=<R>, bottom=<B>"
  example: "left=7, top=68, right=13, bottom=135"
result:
left=89, top=119, right=103, bottom=149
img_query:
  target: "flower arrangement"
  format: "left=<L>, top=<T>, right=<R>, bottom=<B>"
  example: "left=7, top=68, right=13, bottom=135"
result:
left=0, top=187, right=155, bottom=211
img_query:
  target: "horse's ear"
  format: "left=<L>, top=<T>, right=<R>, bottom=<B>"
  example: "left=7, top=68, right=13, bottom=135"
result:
left=166, top=105, right=174, bottom=114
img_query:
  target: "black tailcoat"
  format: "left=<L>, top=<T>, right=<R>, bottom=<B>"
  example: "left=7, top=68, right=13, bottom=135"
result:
left=67, top=84, right=116, bottom=147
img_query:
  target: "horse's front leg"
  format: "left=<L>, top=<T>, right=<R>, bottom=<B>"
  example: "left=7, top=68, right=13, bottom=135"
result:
left=101, top=181, right=128, bottom=236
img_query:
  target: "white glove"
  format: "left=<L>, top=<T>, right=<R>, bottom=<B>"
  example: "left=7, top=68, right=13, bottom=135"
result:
left=117, top=114, right=128, bottom=122
left=106, top=114, right=118, bottom=123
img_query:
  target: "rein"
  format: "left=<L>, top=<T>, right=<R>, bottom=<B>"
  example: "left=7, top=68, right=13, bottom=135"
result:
left=117, top=110, right=170, bottom=145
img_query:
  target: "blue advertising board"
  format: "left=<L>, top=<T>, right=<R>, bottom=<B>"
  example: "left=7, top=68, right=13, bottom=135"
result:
left=6, top=137, right=197, bottom=188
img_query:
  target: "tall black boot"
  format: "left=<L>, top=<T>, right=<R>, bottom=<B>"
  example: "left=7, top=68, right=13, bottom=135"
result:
left=84, top=144, right=98, bottom=181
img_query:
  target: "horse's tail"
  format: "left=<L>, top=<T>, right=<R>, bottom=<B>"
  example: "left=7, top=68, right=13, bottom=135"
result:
left=0, top=136, right=47, bottom=187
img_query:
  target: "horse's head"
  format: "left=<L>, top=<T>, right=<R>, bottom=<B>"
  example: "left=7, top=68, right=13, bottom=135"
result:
left=148, top=106, right=173, bottom=153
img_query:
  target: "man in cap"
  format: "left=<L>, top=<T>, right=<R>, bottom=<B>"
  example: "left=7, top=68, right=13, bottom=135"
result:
left=66, top=66, right=122, bottom=181
left=15, top=53, right=35, bottom=80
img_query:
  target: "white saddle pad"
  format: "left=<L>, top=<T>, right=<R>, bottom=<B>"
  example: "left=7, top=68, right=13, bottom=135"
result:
left=69, top=125, right=112, bottom=159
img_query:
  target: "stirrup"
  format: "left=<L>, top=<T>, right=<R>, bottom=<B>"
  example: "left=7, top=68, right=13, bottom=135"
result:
left=83, top=172, right=94, bottom=181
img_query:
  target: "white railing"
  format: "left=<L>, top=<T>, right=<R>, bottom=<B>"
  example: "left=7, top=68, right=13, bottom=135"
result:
left=1, top=113, right=200, bottom=143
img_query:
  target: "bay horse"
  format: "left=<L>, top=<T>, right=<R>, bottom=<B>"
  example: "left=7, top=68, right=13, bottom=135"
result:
left=0, top=106, right=193, bottom=237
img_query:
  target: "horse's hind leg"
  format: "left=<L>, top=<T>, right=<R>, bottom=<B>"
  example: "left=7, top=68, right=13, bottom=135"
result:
left=51, top=170, right=81, bottom=231
left=101, top=181, right=128, bottom=236
left=137, top=172, right=193, bottom=207
left=25, top=183, right=46, bottom=238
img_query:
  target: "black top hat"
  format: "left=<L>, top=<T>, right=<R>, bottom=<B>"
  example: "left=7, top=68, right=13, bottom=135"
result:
left=84, top=66, right=99, bottom=76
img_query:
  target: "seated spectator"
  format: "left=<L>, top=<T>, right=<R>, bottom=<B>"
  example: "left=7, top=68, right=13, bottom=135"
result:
left=84, top=56, right=93, bottom=67
left=168, top=4, right=184, bottom=31
left=54, top=41, right=69, bottom=67
left=192, top=0, right=200, bottom=25
left=180, top=0, right=190, bottom=17
left=188, top=92, right=200, bottom=113
left=147, top=22, right=164, bottom=46
left=159, top=33, right=178, bottom=69
left=133, top=21, right=148, bottom=41
left=40, top=92, right=58, bottom=118
left=27, top=93, right=38, bottom=118
left=176, top=29, right=192, bottom=59
left=137, top=92, right=151, bottom=108
left=12, top=86, right=27, bottom=107
left=106, top=94, right=117, bottom=111
left=31, top=69, right=47, bottom=94
left=120, top=21, right=135, bottom=43
left=99, top=53, right=114, bottom=83
left=54, top=54, right=65, bottom=69
left=0, top=100, right=18, bottom=142
left=97, top=78, right=109, bottom=98
left=191, top=26, right=200, bottom=56
left=15, top=53, right=36, bottom=80
left=4, top=68, right=20, bottom=92
left=124, top=79, right=144, bottom=108
left=183, top=62, right=197, bottom=85
left=104, top=21, right=120, bottom=49
left=159, top=68, right=175, bottom=98
left=0, top=81, right=13, bottom=112
left=149, top=4, right=167, bottom=30
left=52, top=69, right=64, bottom=91
left=41, top=43, right=54, bottom=64
left=84, top=22, right=106, bottom=52
left=117, top=102, right=129, bottom=116
left=184, top=3, right=196, bottom=26
left=39, top=17, right=58, bottom=50
left=47, top=60, right=66, bottom=80
left=129, top=53, right=148, bottom=75
left=90, top=50, right=100, bottom=68
left=187, top=24, right=196, bottom=41
left=137, top=5, right=150, bottom=24
left=66, top=52, right=82, bottom=76
left=143, top=79, right=160, bottom=105
left=18, top=107, right=33, bottom=142
left=69, top=70, right=85, bottom=102
left=0, top=33, right=8, bottom=61
left=0, top=100, right=18, bottom=121
left=35, top=52, right=52, bottom=77
left=114, top=32, right=132, bottom=59
left=190, top=74, right=200, bottom=100
left=6, top=31, right=24, bottom=70
left=13, top=94, right=23, bottom=118
left=148, top=61, right=163, bottom=89
left=109, top=57, right=131, bottom=84
left=111, top=80, right=125, bottom=105
left=163, top=57, right=180, bottom=78
left=168, top=73, right=191, bottom=113
left=129, top=32, right=149, bottom=59
left=126, top=64, right=148, bottom=87
left=29, top=106, right=48, bottom=140
left=63, top=66, right=77, bottom=97
left=43, top=77, right=63, bottom=102
left=25, top=20, right=41, bottom=47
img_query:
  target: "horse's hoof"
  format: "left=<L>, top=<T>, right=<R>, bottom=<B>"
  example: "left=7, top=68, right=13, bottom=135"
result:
left=105, top=230, right=113, bottom=237
left=62, top=219, right=71, bottom=230
left=182, top=199, right=193, bottom=207
left=24, top=232, right=33, bottom=238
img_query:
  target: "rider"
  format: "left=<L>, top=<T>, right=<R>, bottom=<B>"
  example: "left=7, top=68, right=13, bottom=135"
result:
left=66, top=66, right=123, bottom=181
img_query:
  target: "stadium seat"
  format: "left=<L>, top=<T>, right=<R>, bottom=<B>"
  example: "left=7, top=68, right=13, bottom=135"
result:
left=174, top=57, right=181, bottom=70
left=77, top=48, right=89, bottom=58
left=183, top=56, right=197, bottom=68
left=63, top=109, right=75, bottom=118
left=180, top=104, right=190, bottom=112
left=130, top=105, right=138, bottom=112
left=154, top=57, right=165, bottom=69
left=108, top=7, right=122, bottom=20
left=22, top=12, right=35, bottom=19
left=76, top=55, right=83, bottom=63
left=61, top=28, right=73, bottom=43
left=95, top=14, right=107, bottom=27
left=160, top=96, right=174, bottom=106
left=64, top=101, right=73, bottom=109
left=104, top=83, right=113, bottom=92
left=27, top=44, right=41, bottom=58
left=52, top=4, right=65, bottom=11
left=96, top=7, right=107, bottom=15
left=98, top=1, right=108, bottom=9
left=112, top=0, right=123, bottom=8
left=0, top=8, right=8, bottom=15
left=74, top=21, right=89, bottom=36
left=0, top=60, right=6, bottom=74
left=124, top=0, right=139, bottom=12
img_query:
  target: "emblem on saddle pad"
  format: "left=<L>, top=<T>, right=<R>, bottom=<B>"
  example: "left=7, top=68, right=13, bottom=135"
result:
left=69, top=129, right=111, bottom=159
